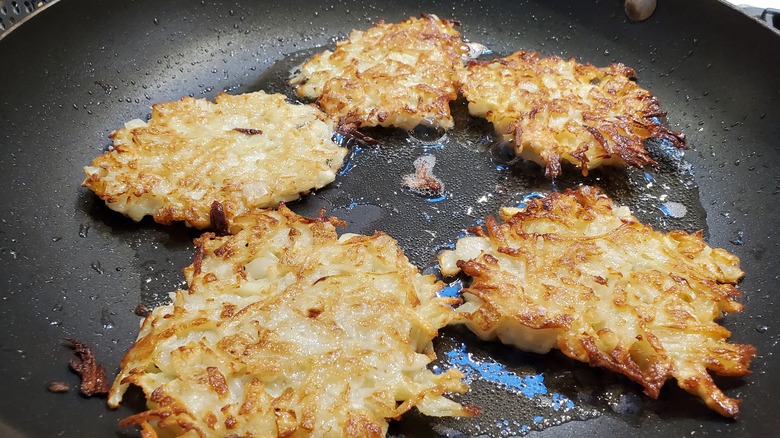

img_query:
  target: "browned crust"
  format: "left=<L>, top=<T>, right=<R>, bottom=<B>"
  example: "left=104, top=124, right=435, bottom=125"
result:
left=344, top=413, right=384, bottom=438
left=449, top=187, right=754, bottom=418
left=460, top=51, right=686, bottom=178
left=293, top=14, right=467, bottom=132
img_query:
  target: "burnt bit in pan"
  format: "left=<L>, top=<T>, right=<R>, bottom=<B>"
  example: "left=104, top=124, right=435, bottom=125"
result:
left=65, top=339, right=109, bottom=397
left=47, top=381, right=71, bottom=393
left=402, top=154, right=445, bottom=198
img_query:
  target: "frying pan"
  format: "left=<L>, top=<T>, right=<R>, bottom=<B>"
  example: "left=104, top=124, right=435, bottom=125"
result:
left=1, top=0, right=778, bottom=436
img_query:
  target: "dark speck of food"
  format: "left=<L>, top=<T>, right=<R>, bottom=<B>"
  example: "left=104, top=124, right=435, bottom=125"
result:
left=134, top=303, right=150, bottom=317
left=66, top=338, right=109, bottom=397
left=209, top=201, right=229, bottom=236
left=47, top=381, right=71, bottom=393
left=233, top=127, right=263, bottom=135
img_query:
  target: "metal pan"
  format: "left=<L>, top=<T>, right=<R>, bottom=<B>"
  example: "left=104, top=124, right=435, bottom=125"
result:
left=1, top=0, right=778, bottom=436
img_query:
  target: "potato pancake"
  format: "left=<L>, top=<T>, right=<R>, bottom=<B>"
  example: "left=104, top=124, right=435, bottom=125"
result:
left=83, top=91, right=346, bottom=229
left=439, top=186, right=754, bottom=418
left=108, top=205, right=474, bottom=437
left=290, top=14, right=468, bottom=131
left=458, top=51, right=686, bottom=177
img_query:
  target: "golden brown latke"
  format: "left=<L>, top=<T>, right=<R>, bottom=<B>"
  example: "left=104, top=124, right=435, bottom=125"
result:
left=83, top=91, right=346, bottom=229
left=439, top=186, right=754, bottom=418
left=290, top=14, right=468, bottom=132
left=458, top=51, right=686, bottom=177
left=108, top=206, right=475, bottom=437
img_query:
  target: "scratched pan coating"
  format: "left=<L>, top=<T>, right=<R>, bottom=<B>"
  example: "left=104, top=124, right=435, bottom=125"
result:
left=0, top=0, right=778, bottom=436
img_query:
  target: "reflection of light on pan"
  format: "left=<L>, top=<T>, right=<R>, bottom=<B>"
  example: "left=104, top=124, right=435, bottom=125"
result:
left=445, top=343, right=575, bottom=407
left=438, top=279, right=462, bottom=298
left=333, top=132, right=363, bottom=176
left=643, top=172, right=655, bottom=187
left=441, top=342, right=588, bottom=436
left=424, top=193, right=448, bottom=203
left=515, top=191, right=547, bottom=209
left=407, top=125, right=448, bottom=149
left=446, top=343, right=547, bottom=399
left=659, top=201, right=688, bottom=218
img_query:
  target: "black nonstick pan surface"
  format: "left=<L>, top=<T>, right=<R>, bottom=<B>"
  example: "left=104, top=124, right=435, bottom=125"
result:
left=1, top=0, right=779, bottom=436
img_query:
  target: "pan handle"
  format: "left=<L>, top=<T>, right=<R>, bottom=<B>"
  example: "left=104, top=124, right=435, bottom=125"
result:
left=737, top=5, right=780, bottom=31
left=760, top=8, right=780, bottom=30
